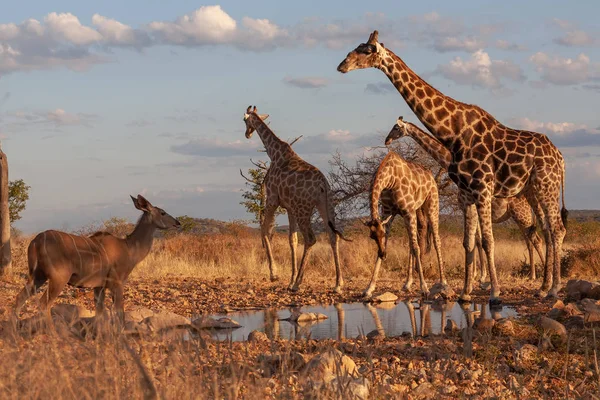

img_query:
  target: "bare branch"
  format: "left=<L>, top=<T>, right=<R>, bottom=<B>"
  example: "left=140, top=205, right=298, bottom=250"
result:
left=289, top=135, right=303, bottom=146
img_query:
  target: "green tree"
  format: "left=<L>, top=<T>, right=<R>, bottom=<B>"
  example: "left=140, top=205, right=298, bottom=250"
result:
left=8, top=179, right=30, bottom=223
left=240, top=160, right=285, bottom=224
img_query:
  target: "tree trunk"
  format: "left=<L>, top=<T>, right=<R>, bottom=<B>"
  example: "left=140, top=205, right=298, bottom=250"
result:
left=0, top=146, right=10, bottom=274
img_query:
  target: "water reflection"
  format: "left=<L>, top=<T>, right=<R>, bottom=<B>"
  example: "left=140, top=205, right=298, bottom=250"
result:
left=206, top=300, right=516, bottom=342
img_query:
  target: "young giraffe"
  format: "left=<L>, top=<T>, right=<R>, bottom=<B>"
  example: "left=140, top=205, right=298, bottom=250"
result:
left=364, top=151, right=446, bottom=298
left=242, top=106, right=349, bottom=293
left=386, top=117, right=545, bottom=282
left=338, top=31, right=567, bottom=302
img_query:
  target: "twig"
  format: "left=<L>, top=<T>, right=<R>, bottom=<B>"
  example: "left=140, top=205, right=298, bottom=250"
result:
left=122, top=338, right=159, bottom=400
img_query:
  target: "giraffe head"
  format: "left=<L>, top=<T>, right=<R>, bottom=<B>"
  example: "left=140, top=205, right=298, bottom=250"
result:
left=385, top=116, right=408, bottom=146
left=337, top=30, right=386, bottom=73
left=364, top=215, right=392, bottom=259
left=243, top=105, right=269, bottom=139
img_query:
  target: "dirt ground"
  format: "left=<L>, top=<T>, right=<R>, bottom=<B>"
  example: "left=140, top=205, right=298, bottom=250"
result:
left=0, top=275, right=596, bottom=399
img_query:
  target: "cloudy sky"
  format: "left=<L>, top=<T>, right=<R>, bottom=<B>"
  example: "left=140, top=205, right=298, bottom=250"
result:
left=1, top=1, right=599, bottom=233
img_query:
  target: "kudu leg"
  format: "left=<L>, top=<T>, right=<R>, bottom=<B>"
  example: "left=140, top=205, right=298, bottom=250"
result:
left=38, top=275, right=70, bottom=314
left=94, top=287, right=106, bottom=316
left=112, top=285, right=125, bottom=323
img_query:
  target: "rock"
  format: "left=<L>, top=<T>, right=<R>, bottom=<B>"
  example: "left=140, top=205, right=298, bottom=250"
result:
left=564, top=302, right=583, bottom=316
left=588, top=285, right=600, bottom=300
left=441, top=385, right=457, bottom=395
left=258, top=352, right=308, bottom=375
left=516, top=344, right=538, bottom=361
left=374, top=292, right=398, bottom=303
left=494, top=319, right=515, bottom=336
left=143, top=311, right=190, bottom=332
left=329, top=377, right=370, bottom=400
left=579, top=298, right=600, bottom=323
left=51, top=304, right=94, bottom=325
left=552, top=299, right=565, bottom=310
left=547, top=308, right=565, bottom=320
left=412, top=382, right=436, bottom=399
left=564, top=316, right=585, bottom=329
left=444, top=319, right=459, bottom=333
left=191, top=316, right=241, bottom=330
left=566, top=279, right=599, bottom=300
left=248, top=330, right=269, bottom=342
left=124, top=307, right=154, bottom=323
left=429, top=282, right=456, bottom=300
left=366, top=329, right=385, bottom=341
left=474, top=317, right=495, bottom=332
left=538, top=316, right=567, bottom=338
left=302, top=349, right=358, bottom=384
left=289, top=311, right=329, bottom=323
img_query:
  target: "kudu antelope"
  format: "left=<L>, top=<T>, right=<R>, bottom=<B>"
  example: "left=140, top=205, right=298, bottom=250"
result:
left=14, top=195, right=180, bottom=320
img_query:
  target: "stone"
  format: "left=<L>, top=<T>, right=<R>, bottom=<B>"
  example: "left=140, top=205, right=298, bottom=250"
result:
left=546, top=308, right=565, bottom=320
left=289, top=311, right=329, bottom=323
left=329, top=377, right=370, bottom=400
left=494, top=319, right=515, bottom=336
left=302, top=349, right=358, bottom=384
left=578, top=298, right=600, bottom=323
left=411, top=382, right=436, bottom=399
left=51, top=304, right=94, bottom=325
left=191, top=316, right=241, bottom=330
left=552, top=299, right=565, bottom=310
left=258, top=352, right=308, bottom=375
left=374, top=292, right=398, bottom=302
left=429, top=282, right=456, bottom=301
left=538, top=316, right=567, bottom=338
left=143, top=311, right=190, bottom=332
left=566, top=279, right=599, bottom=300
left=366, top=329, right=385, bottom=341
left=248, top=330, right=269, bottom=342
left=516, top=344, right=538, bottom=361
left=124, top=307, right=154, bottom=323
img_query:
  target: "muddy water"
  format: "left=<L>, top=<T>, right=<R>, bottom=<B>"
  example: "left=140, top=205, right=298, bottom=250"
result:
left=205, top=301, right=517, bottom=342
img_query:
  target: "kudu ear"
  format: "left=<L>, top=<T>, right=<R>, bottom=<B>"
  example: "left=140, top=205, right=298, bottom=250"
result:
left=132, top=194, right=152, bottom=211
left=258, top=114, right=269, bottom=121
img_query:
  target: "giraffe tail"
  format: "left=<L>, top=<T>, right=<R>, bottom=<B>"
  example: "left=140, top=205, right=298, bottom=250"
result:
left=560, top=163, right=568, bottom=229
left=328, top=221, right=352, bottom=242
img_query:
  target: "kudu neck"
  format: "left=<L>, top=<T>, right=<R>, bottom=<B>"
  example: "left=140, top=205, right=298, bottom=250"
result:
left=126, top=213, right=156, bottom=264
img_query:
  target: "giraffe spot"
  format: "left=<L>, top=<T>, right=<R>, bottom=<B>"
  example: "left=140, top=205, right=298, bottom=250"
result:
left=415, top=89, right=425, bottom=99
left=465, top=110, right=479, bottom=125
left=408, top=82, right=416, bottom=91
left=425, top=113, right=437, bottom=126
left=401, top=72, right=409, bottom=81
left=507, top=153, right=523, bottom=164
left=393, top=72, right=400, bottom=80
left=498, top=163, right=510, bottom=181
left=432, top=97, right=443, bottom=107
left=434, top=108, right=449, bottom=121
left=494, top=147, right=507, bottom=160
left=505, top=141, right=516, bottom=152
left=446, top=102, right=456, bottom=112
left=450, top=113, right=463, bottom=133
left=424, top=86, right=434, bottom=97
left=424, top=98, right=433, bottom=109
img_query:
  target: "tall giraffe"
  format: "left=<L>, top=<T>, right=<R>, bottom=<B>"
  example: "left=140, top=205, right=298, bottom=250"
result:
left=364, top=151, right=446, bottom=298
left=242, top=106, right=349, bottom=293
left=338, top=31, right=567, bottom=302
left=386, top=117, right=546, bottom=281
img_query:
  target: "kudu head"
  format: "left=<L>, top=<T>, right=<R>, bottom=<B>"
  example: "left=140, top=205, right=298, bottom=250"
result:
left=364, top=215, right=392, bottom=260
left=337, top=30, right=386, bottom=73
left=130, top=194, right=180, bottom=230
left=385, top=116, right=409, bottom=146
left=243, top=105, right=269, bottom=139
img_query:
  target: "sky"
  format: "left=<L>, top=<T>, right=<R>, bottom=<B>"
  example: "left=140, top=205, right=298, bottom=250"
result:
left=1, top=1, right=599, bottom=233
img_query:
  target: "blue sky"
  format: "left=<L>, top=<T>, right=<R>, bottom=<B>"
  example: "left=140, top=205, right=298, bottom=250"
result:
left=1, top=1, right=599, bottom=232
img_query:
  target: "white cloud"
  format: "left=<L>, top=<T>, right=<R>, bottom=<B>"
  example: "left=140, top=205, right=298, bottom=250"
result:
left=364, top=82, right=395, bottom=95
left=530, top=52, right=600, bottom=85
left=510, top=117, right=600, bottom=147
left=495, top=39, right=527, bottom=51
left=511, top=117, right=587, bottom=135
left=555, top=30, right=598, bottom=47
left=3, top=108, right=98, bottom=132
left=433, top=36, right=484, bottom=53
left=283, top=76, right=328, bottom=89
left=170, top=137, right=261, bottom=157
left=92, top=14, right=150, bottom=48
left=44, top=12, right=102, bottom=45
left=436, top=50, right=525, bottom=89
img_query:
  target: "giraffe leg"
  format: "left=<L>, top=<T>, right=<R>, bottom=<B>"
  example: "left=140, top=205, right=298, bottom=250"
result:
left=425, top=195, right=446, bottom=285
left=317, top=202, right=344, bottom=293
left=261, top=203, right=279, bottom=282
left=475, top=223, right=487, bottom=283
left=405, top=212, right=429, bottom=298
left=287, top=214, right=298, bottom=290
left=525, top=193, right=552, bottom=295
left=459, top=204, right=478, bottom=303
left=290, top=216, right=317, bottom=292
left=511, top=201, right=544, bottom=281
left=403, top=251, right=414, bottom=291
left=364, top=214, right=393, bottom=298
left=530, top=229, right=546, bottom=278
left=541, top=200, right=566, bottom=298
left=477, top=199, right=501, bottom=305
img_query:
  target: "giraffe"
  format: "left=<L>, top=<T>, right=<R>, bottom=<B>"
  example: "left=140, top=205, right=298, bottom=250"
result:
left=386, top=117, right=546, bottom=282
left=338, top=31, right=567, bottom=303
left=364, top=150, right=446, bottom=298
left=242, top=106, right=349, bottom=293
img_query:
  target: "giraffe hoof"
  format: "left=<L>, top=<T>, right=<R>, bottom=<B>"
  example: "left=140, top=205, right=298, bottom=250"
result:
left=546, top=289, right=560, bottom=299
left=489, top=297, right=503, bottom=307
left=402, top=283, right=413, bottom=292
left=333, top=286, right=343, bottom=295
left=270, top=275, right=280, bottom=282
left=458, top=294, right=472, bottom=303
left=289, top=286, right=300, bottom=293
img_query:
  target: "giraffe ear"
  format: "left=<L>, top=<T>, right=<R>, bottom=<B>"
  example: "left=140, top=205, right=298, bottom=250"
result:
left=258, top=114, right=269, bottom=121
left=246, top=105, right=252, bottom=113
left=252, top=106, right=257, bottom=113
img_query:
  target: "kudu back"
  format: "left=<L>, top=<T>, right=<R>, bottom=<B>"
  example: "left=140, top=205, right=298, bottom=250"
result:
left=14, top=194, right=180, bottom=319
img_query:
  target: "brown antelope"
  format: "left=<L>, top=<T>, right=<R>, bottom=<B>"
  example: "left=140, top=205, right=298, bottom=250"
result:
left=14, top=194, right=180, bottom=321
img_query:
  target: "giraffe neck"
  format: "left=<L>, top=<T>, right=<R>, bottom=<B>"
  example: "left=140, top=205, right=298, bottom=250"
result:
left=253, top=117, right=295, bottom=163
left=378, top=49, right=496, bottom=144
left=370, top=154, right=395, bottom=220
left=405, top=123, right=452, bottom=170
